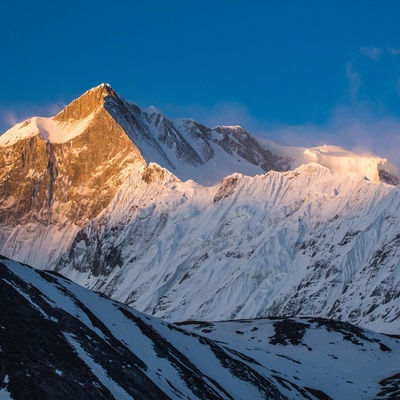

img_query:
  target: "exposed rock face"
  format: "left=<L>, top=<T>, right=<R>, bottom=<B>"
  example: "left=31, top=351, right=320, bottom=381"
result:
left=0, top=135, right=54, bottom=226
left=145, top=112, right=205, bottom=166
left=213, top=175, right=239, bottom=203
left=0, top=87, right=145, bottom=227
left=54, top=83, right=115, bottom=122
left=0, top=85, right=148, bottom=266
left=176, top=119, right=215, bottom=162
left=213, top=125, right=281, bottom=171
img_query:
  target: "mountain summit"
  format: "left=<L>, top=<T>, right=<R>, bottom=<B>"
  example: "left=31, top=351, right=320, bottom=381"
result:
left=54, top=83, right=115, bottom=122
left=1, top=84, right=400, bottom=334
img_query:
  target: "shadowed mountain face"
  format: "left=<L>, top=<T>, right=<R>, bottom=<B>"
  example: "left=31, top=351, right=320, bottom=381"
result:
left=1, top=256, right=399, bottom=400
left=0, top=84, right=400, bottom=335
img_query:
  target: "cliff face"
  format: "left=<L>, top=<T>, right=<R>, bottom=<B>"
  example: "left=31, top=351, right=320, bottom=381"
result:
left=0, top=85, right=145, bottom=228
left=0, top=85, right=149, bottom=267
left=0, top=135, right=52, bottom=226
left=53, top=83, right=117, bottom=122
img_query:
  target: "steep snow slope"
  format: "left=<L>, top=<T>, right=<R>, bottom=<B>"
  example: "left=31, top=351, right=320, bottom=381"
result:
left=101, top=87, right=282, bottom=185
left=56, top=162, right=400, bottom=334
left=0, top=114, right=95, bottom=146
left=1, top=256, right=399, bottom=400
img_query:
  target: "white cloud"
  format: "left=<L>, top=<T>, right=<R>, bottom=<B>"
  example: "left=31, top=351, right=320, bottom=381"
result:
left=4, top=112, right=19, bottom=127
left=360, top=47, right=383, bottom=61
left=360, top=46, right=400, bottom=60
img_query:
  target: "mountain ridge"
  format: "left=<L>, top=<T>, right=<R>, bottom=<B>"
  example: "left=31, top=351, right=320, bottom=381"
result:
left=1, top=256, right=399, bottom=400
left=0, top=84, right=400, bottom=335
left=2, top=83, right=398, bottom=184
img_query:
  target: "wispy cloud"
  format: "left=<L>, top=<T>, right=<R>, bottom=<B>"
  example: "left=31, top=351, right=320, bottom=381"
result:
left=360, top=46, right=400, bottom=60
left=3, top=111, right=19, bottom=127
left=388, top=47, right=400, bottom=56
left=360, top=47, right=383, bottom=61
left=345, top=62, right=362, bottom=102
left=258, top=103, right=400, bottom=166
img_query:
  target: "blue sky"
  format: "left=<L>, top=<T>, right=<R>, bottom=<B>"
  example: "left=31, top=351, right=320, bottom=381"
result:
left=1, top=1, right=400, bottom=163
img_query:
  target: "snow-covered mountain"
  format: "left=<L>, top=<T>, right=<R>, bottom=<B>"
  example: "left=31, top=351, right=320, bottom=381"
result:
left=257, top=138, right=400, bottom=185
left=2, top=256, right=399, bottom=400
left=1, top=84, right=400, bottom=334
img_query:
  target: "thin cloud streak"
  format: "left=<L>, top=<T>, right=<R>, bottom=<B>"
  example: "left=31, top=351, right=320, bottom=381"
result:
left=260, top=105, right=400, bottom=167
left=345, top=62, right=362, bottom=102
left=388, top=47, right=400, bottom=56
left=360, top=46, right=400, bottom=60
left=4, top=112, right=19, bottom=127
left=360, top=47, right=383, bottom=61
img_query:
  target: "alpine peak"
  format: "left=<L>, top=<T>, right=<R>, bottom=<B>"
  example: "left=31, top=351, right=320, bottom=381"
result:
left=144, top=105, right=163, bottom=115
left=53, top=83, right=117, bottom=122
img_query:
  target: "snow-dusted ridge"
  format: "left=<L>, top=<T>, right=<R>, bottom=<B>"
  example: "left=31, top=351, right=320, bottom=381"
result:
left=0, top=83, right=113, bottom=147
left=1, top=256, right=399, bottom=400
left=0, top=114, right=95, bottom=146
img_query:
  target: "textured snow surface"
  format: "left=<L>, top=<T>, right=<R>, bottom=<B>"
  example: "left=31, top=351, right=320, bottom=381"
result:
left=1, top=257, right=399, bottom=400
left=54, top=162, right=400, bottom=334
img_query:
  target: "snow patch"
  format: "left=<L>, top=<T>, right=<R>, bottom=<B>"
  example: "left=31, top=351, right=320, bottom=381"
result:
left=0, top=114, right=95, bottom=146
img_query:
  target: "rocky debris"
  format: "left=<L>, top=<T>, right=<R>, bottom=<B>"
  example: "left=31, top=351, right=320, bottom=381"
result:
left=213, top=175, right=239, bottom=203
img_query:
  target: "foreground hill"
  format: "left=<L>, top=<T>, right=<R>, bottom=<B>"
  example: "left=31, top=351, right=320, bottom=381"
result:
left=1, top=256, right=399, bottom=400
left=0, top=84, right=400, bottom=333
